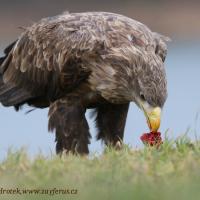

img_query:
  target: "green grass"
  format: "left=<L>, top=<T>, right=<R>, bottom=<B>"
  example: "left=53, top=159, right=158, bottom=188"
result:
left=0, top=136, right=200, bottom=200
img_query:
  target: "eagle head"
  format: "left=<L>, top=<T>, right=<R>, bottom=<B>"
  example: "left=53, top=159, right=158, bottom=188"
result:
left=131, top=50, right=167, bottom=132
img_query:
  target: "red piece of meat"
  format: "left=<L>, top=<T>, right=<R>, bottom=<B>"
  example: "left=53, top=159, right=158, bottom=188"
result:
left=140, top=132, right=162, bottom=147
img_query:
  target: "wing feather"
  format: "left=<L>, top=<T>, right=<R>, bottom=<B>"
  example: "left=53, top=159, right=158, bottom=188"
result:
left=1, top=12, right=169, bottom=102
left=2, top=16, right=96, bottom=98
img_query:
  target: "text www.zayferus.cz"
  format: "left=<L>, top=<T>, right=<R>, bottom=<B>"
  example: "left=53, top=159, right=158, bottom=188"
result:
left=0, top=187, right=78, bottom=196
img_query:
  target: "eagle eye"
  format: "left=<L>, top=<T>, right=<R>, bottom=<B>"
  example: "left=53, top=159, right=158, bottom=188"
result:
left=161, top=55, right=166, bottom=62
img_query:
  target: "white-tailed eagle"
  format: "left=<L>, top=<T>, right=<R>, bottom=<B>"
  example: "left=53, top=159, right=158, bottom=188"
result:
left=0, top=12, right=169, bottom=154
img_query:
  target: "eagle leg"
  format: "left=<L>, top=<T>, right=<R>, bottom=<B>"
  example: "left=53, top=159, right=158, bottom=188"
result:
left=48, top=98, right=91, bottom=155
left=95, top=103, right=129, bottom=149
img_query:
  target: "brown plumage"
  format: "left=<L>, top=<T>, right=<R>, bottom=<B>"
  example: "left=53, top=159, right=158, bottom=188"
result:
left=0, top=12, right=169, bottom=154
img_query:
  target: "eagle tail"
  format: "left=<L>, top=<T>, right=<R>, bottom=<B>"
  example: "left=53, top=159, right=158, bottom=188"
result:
left=0, top=74, right=32, bottom=109
left=0, top=41, right=33, bottom=110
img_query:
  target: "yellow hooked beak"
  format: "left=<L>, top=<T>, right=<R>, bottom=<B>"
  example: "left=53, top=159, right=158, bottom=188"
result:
left=142, top=106, right=161, bottom=132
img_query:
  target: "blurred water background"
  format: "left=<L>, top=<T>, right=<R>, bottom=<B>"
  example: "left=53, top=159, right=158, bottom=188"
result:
left=0, top=0, right=200, bottom=159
